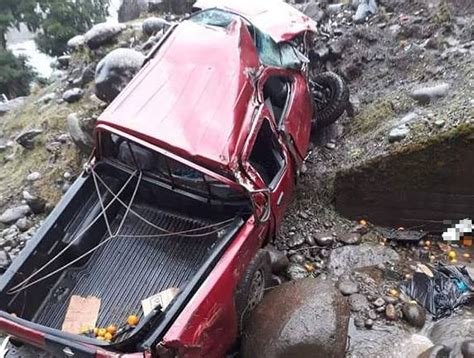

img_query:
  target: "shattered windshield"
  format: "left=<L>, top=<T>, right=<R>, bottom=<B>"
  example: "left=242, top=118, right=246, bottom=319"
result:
left=189, top=9, right=303, bottom=69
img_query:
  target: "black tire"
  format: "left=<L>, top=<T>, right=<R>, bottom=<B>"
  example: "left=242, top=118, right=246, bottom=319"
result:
left=235, top=249, right=272, bottom=331
left=311, top=71, right=349, bottom=128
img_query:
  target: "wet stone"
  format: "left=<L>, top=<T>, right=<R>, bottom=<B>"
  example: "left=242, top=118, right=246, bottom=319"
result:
left=354, top=317, right=365, bottom=328
left=365, top=319, right=374, bottom=329
left=289, top=253, right=306, bottom=264
left=338, top=232, right=362, bottom=245
left=368, top=310, right=377, bottom=320
left=349, top=293, right=369, bottom=312
left=402, top=303, right=426, bottom=328
left=287, top=233, right=305, bottom=248
left=338, top=280, right=359, bottom=295
left=0, top=205, right=31, bottom=225
left=15, top=217, right=33, bottom=232
left=373, top=297, right=385, bottom=307
left=461, top=340, right=474, bottom=357
left=314, top=233, right=334, bottom=246
left=286, top=263, right=310, bottom=280
left=385, top=304, right=397, bottom=320
left=0, top=250, right=12, bottom=273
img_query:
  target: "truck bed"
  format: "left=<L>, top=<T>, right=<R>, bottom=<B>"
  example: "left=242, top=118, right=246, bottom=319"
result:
left=33, top=204, right=219, bottom=331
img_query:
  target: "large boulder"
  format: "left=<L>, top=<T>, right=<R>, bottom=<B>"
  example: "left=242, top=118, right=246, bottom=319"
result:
left=142, top=17, right=168, bottom=36
left=95, top=48, right=145, bottom=103
left=84, top=22, right=125, bottom=50
left=67, top=35, right=85, bottom=49
left=328, top=243, right=400, bottom=276
left=242, top=278, right=350, bottom=358
left=118, top=0, right=147, bottom=22
left=67, top=113, right=94, bottom=152
left=0, top=205, right=31, bottom=225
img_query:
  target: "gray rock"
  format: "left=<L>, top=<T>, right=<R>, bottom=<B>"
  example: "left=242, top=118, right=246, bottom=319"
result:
left=0, top=96, right=26, bottom=117
left=434, top=119, right=446, bottom=128
left=326, top=142, right=336, bottom=150
left=15, top=217, right=33, bottom=232
left=328, top=243, right=400, bottom=276
left=388, top=125, right=410, bottom=143
left=62, top=88, right=84, bottom=103
left=15, top=129, right=43, bottom=149
left=0, top=205, right=31, bottom=225
left=338, top=232, right=362, bottom=245
left=402, top=302, right=426, bottom=328
left=354, top=0, right=377, bottom=23
left=142, top=17, right=168, bottom=36
left=118, top=0, right=147, bottom=22
left=418, top=345, right=451, bottom=358
left=410, top=83, right=450, bottom=104
left=0, top=251, right=12, bottom=273
left=365, top=318, right=374, bottom=329
left=461, top=340, right=474, bottom=358
left=327, top=3, right=345, bottom=14
left=84, top=22, right=125, bottom=49
left=26, top=171, right=41, bottom=182
left=373, top=297, right=385, bottom=307
left=338, top=280, right=359, bottom=295
left=301, top=1, right=326, bottom=23
left=349, top=293, right=369, bottom=312
left=429, top=314, right=474, bottom=352
left=287, top=233, right=305, bottom=248
left=398, top=112, right=419, bottom=126
left=67, top=113, right=94, bottom=152
left=242, top=278, right=350, bottom=358
left=67, top=35, right=85, bottom=49
left=264, top=245, right=289, bottom=273
left=289, top=253, right=305, bottom=264
left=314, top=233, right=334, bottom=246
left=95, top=48, right=145, bottom=103
left=23, top=190, right=46, bottom=214
left=285, top=263, right=310, bottom=280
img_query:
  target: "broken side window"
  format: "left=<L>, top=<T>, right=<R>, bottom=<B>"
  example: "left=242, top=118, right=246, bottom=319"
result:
left=249, top=119, right=284, bottom=186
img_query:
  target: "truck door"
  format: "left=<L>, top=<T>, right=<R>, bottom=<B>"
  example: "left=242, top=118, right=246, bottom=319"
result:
left=243, top=113, right=295, bottom=229
left=259, top=70, right=313, bottom=168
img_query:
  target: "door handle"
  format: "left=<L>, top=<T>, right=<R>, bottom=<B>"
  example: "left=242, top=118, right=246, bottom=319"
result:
left=277, top=192, right=284, bottom=207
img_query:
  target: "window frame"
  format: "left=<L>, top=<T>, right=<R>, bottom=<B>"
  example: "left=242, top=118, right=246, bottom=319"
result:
left=247, top=117, right=287, bottom=190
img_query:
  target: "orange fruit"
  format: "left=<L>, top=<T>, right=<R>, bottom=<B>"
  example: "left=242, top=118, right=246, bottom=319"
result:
left=106, top=325, right=117, bottom=335
left=104, top=332, right=113, bottom=341
left=359, top=219, right=367, bottom=226
left=448, top=251, right=457, bottom=260
left=97, top=328, right=107, bottom=337
left=93, top=327, right=99, bottom=336
left=127, top=315, right=139, bottom=326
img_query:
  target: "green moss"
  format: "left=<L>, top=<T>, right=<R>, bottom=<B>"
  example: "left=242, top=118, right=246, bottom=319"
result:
left=0, top=85, right=90, bottom=204
left=350, top=99, right=395, bottom=134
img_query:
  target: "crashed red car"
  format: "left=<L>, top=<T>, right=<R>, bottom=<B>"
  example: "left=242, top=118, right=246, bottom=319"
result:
left=0, top=1, right=346, bottom=357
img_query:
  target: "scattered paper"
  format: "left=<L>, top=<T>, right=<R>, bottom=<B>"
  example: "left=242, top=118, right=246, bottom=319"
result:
left=142, top=288, right=179, bottom=316
left=62, top=295, right=101, bottom=334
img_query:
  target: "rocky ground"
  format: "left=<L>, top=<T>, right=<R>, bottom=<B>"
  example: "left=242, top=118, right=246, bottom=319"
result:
left=0, top=0, right=473, bottom=357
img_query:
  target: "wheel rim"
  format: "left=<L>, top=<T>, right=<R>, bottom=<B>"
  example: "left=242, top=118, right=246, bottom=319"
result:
left=248, top=269, right=265, bottom=310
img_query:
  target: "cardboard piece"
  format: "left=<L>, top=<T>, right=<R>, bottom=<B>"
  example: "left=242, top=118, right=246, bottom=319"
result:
left=141, top=288, right=179, bottom=316
left=62, top=295, right=101, bottom=334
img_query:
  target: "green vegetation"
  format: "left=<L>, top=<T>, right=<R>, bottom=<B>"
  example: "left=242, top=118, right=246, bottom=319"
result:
left=0, top=0, right=109, bottom=56
left=0, top=50, right=36, bottom=98
left=35, top=0, right=110, bottom=56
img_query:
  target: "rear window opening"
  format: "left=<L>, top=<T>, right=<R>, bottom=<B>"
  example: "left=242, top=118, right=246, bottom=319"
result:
left=249, top=119, right=284, bottom=186
left=100, top=132, right=245, bottom=203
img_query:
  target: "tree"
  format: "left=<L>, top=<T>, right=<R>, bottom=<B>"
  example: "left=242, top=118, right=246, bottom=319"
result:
left=0, top=50, right=36, bottom=98
left=35, top=0, right=110, bottom=56
left=0, top=0, right=39, bottom=50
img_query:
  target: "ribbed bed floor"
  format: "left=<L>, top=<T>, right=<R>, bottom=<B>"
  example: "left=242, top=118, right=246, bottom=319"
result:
left=33, top=204, right=219, bottom=331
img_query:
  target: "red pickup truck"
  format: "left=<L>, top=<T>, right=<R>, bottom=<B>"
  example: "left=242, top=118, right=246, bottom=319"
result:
left=0, top=1, right=347, bottom=357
